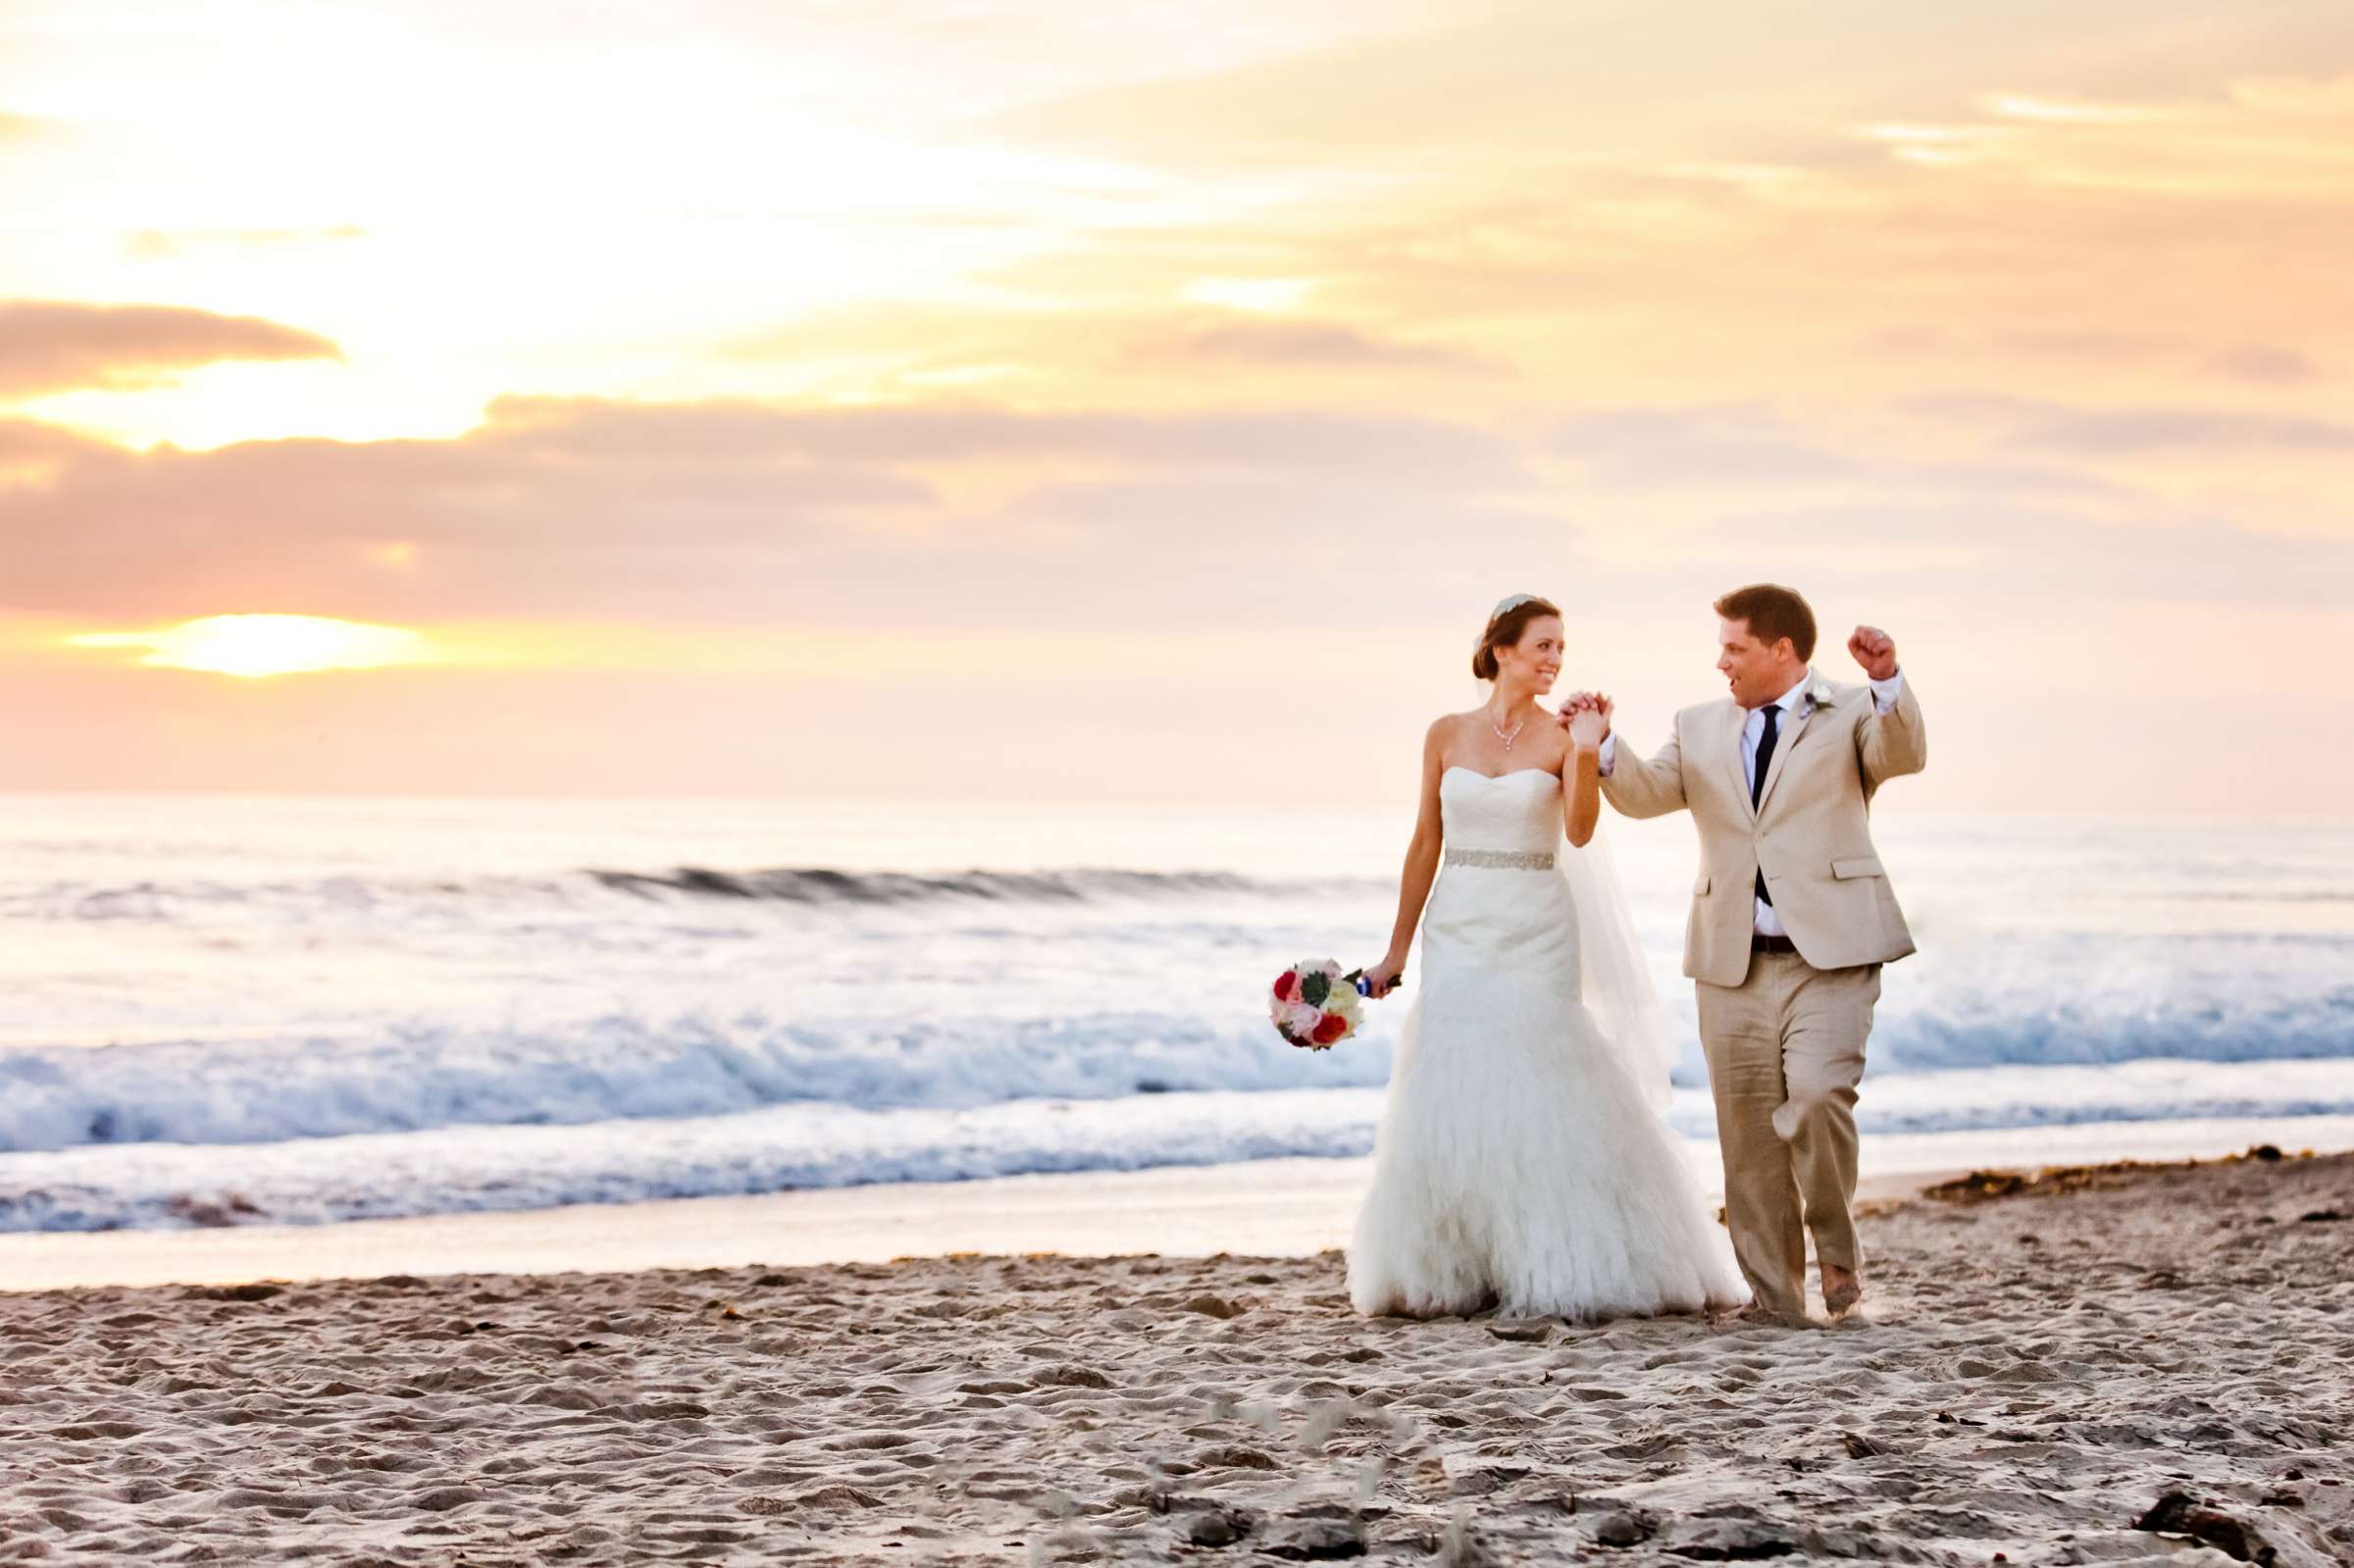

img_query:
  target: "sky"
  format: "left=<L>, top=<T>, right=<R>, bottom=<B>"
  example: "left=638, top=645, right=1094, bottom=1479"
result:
left=3, top=0, right=2351, bottom=810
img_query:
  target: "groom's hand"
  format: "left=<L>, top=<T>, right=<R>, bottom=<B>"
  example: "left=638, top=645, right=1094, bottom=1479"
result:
left=1558, top=692, right=1612, bottom=746
left=1848, top=626, right=1899, bottom=682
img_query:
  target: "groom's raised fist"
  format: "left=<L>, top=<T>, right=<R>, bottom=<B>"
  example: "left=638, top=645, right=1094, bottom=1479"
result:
left=1847, top=626, right=1899, bottom=682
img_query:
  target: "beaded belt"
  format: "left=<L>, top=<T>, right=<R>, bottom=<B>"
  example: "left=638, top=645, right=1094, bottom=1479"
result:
left=1444, top=847, right=1556, bottom=871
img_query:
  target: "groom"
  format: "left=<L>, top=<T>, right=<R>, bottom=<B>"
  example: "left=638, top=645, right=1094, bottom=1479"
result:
left=1564, top=584, right=1924, bottom=1322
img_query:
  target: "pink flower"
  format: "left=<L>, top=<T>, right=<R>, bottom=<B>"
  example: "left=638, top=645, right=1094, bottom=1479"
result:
left=1273, top=970, right=1302, bottom=1005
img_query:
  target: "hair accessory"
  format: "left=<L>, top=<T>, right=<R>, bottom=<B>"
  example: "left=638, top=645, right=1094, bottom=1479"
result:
left=1490, top=592, right=1538, bottom=621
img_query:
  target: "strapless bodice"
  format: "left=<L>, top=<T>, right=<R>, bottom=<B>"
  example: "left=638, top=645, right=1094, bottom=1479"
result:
left=1439, top=767, right=1562, bottom=856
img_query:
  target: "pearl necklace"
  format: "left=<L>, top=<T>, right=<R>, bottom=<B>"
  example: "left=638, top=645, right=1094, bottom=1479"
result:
left=1489, top=710, right=1525, bottom=751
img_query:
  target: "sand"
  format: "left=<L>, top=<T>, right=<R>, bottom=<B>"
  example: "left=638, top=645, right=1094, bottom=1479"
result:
left=2, top=1149, right=2348, bottom=1566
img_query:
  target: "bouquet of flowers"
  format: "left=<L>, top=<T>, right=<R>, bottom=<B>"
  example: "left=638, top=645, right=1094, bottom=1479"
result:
left=1269, top=959, right=1375, bottom=1050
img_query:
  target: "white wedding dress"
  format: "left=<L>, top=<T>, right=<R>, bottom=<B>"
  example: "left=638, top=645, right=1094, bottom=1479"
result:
left=1348, top=766, right=1749, bottom=1321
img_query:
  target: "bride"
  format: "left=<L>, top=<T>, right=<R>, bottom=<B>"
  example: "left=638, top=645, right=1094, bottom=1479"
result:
left=1350, top=594, right=1748, bottom=1321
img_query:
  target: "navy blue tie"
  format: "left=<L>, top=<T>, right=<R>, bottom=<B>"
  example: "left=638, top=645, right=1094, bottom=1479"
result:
left=1752, top=704, right=1780, bottom=907
left=1751, top=702, right=1780, bottom=808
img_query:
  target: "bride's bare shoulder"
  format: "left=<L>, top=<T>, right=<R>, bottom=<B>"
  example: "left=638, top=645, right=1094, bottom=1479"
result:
left=1427, top=711, right=1479, bottom=742
left=1421, top=712, right=1473, bottom=762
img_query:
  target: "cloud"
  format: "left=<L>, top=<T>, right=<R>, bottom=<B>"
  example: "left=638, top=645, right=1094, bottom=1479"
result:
left=1132, top=318, right=1495, bottom=374
left=0, top=301, right=342, bottom=398
left=989, top=5, right=2354, bottom=175
left=1680, top=501, right=2354, bottom=610
left=715, top=299, right=1504, bottom=409
left=124, top=227, right=367, bottom=261
left=1991, top=329, right=2177, bottom=363
left=1553, top=406, right=2120, bottom=498
left=481, top=395, right=1520, bottom=481
left=2202, top=345, right=2319, bottom=384
left=1864, top=329, right=2323, bottom=387
left=956, top=47, right=2354, bottom=444
left=2015, top=407, right=2354, bottom=455
left=0, top=416, right=112, bottom=463
left=1897, top=394, right=2354, bottom=454
left=13, top=384, right=2343, bottom=663
left=0, top=397, right=1532, bottom=626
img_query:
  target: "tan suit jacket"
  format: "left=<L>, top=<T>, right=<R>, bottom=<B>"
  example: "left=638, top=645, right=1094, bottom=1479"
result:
left=1601, top=672, right=1925, bottom=986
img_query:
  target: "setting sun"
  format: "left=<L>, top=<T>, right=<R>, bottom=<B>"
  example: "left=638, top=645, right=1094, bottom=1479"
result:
left=66, top=614, right=430, bottom=679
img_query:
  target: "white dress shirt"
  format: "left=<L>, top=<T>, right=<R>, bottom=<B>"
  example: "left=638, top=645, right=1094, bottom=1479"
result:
left=1597, top=667, right=1906, bottom=936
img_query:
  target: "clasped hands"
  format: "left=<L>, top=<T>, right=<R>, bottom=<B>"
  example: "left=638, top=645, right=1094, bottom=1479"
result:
left=1555, top=691, right=1612, bottom=751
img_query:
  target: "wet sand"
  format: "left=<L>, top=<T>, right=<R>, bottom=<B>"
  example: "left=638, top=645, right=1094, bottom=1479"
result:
left=10, top=1112, right=2347, bottom=1293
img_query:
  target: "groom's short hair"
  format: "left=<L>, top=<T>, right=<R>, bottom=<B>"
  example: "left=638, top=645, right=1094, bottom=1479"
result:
left=1714, top=583, right=1817, bottom=661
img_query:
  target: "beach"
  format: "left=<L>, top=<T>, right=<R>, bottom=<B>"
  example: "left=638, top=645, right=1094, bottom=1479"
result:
left=5, top=797, right=2350, bottom=1564
left=3, top=1146, right=2347, bottom=1566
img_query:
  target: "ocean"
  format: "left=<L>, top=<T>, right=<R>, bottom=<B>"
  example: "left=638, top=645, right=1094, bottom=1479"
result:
left=2, top=793, right=2348, bottom=1235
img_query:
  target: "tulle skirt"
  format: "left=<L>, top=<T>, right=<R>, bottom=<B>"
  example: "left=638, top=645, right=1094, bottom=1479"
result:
left=1347, top=863, right=1748, bottom=1320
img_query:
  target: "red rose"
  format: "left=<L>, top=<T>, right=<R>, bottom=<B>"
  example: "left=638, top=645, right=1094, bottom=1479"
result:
left=1311, top=1012, right=1349, bottom=1045
left=1273, top=970, right=1300, bottom=1003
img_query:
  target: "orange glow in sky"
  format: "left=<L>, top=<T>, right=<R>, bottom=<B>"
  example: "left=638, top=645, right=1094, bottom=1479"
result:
left=3, top=2, right=2352, bottom=807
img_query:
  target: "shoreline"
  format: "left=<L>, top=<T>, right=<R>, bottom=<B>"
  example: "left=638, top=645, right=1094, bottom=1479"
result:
left=6, top=1111, right=2350, bottom=1293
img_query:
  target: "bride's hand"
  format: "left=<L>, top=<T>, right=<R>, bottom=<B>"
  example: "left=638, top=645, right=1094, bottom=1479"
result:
left=1360, top=955, right=1405, bottom=999
left=1566, top=695, right=1612, bottom=750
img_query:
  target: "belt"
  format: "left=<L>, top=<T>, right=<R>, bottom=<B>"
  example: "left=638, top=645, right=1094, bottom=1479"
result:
left=1750, top=933, right=1800, bottom=955
left=1444, top=847, right=1556, bottom=871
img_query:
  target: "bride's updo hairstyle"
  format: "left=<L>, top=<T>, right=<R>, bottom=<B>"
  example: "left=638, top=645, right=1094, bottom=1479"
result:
left=1472, top=594, right=1562, bottom=681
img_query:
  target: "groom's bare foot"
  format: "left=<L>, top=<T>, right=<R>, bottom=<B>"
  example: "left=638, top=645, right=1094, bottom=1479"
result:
left=1820, top=1263, right=1864, bottom=1318
left=1714, top=1304, right=1820, bottom=1332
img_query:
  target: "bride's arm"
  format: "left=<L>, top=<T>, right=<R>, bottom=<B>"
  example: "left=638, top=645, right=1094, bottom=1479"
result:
left=1362, top=721, right=1447, bottom=998
left=1561, top=707, right=1604, bottom=848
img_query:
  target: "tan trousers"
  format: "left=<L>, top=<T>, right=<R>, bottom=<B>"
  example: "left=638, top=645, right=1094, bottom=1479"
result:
left=1695, top=953, right=1880, bottom=1319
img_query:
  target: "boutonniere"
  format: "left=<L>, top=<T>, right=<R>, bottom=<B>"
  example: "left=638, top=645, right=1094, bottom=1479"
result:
left=1805, top=675, right=1837, bottom=711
